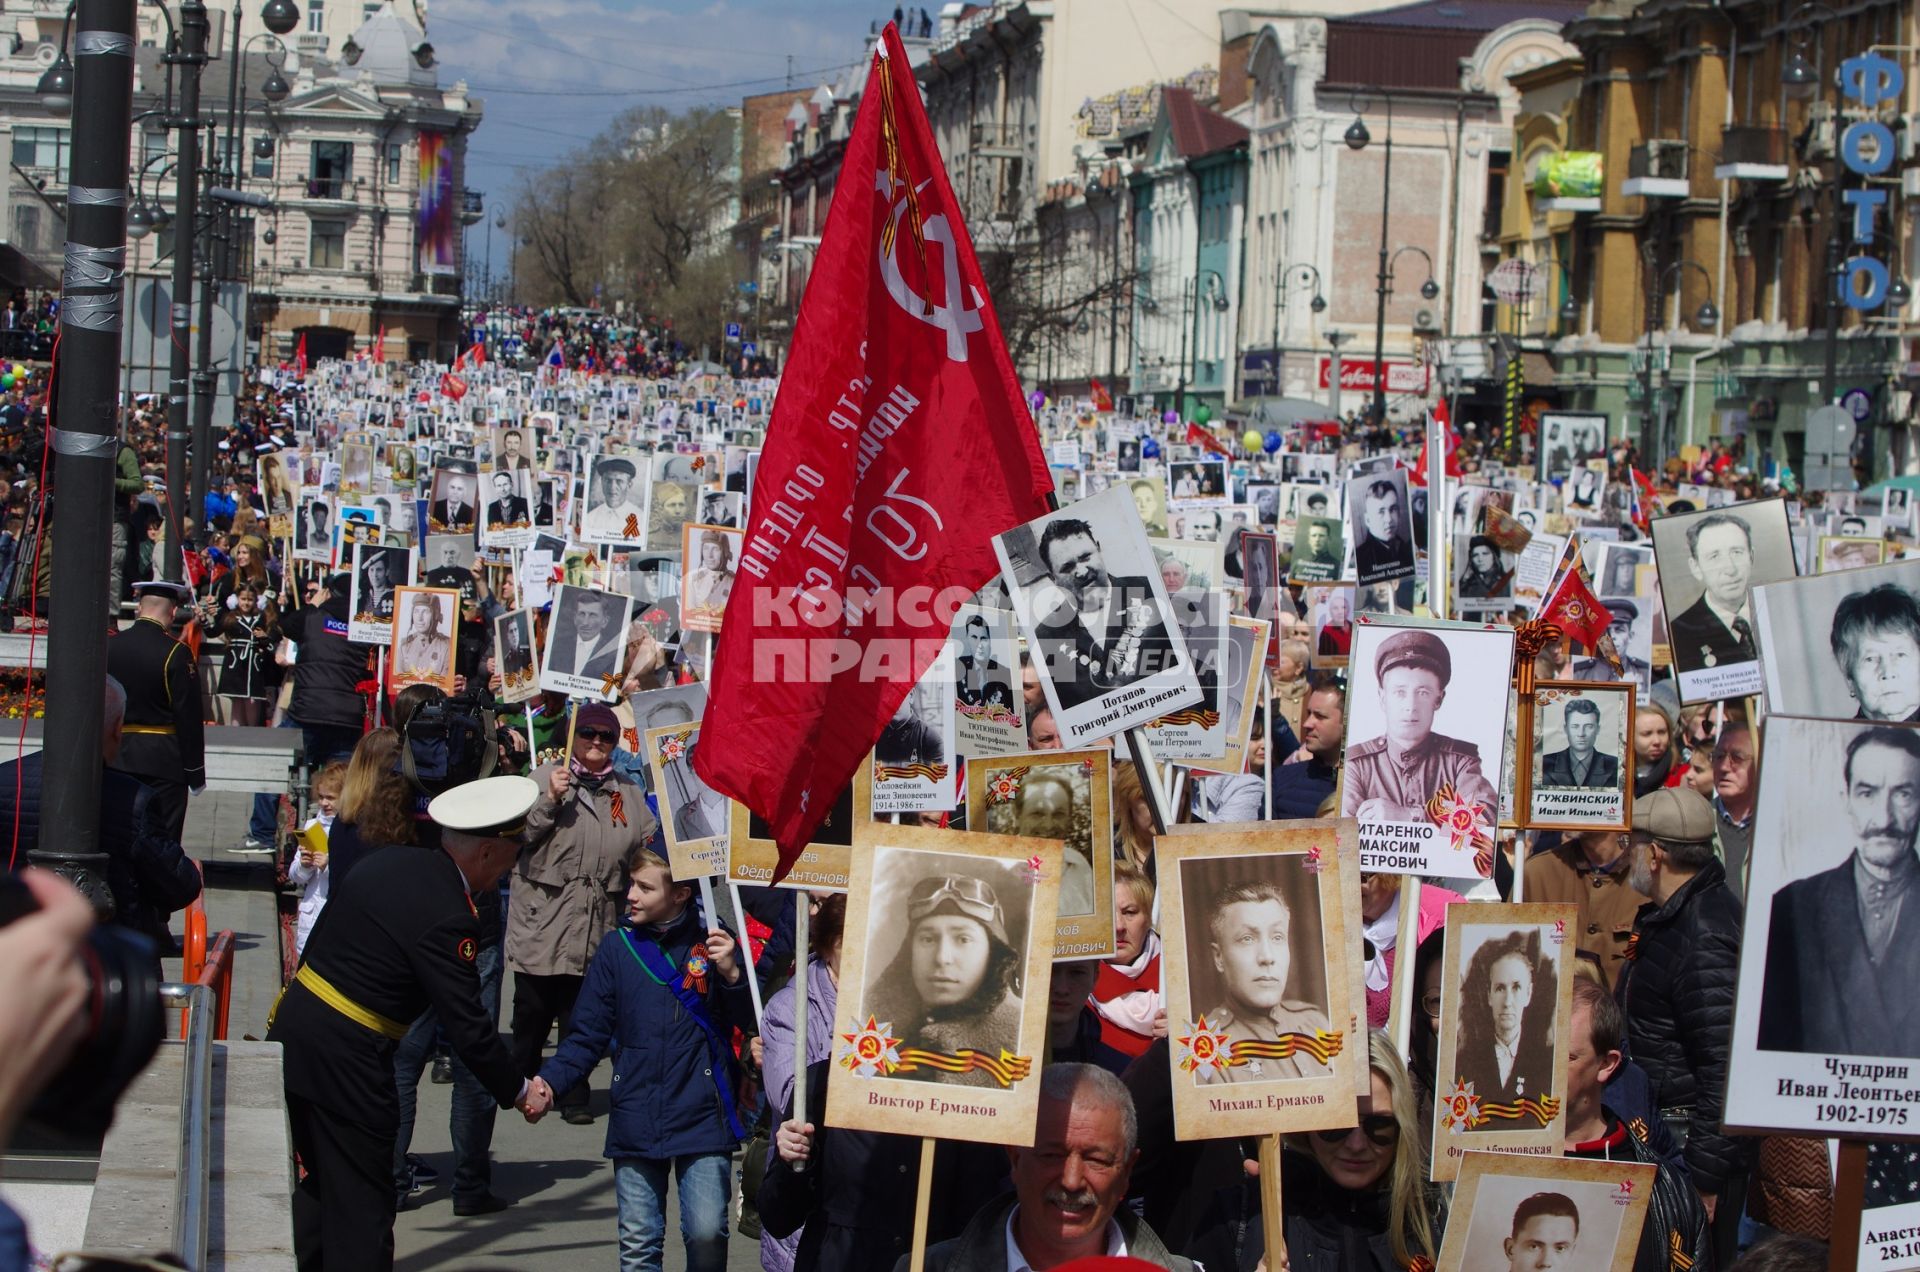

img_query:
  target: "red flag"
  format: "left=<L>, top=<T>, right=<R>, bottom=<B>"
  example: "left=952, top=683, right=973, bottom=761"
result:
left=469, top=342, right=487, bottom=366
left=693, top=23, right=1052, bottom=874
left=294, top=333, right=308, bottom=379
left=452, top=348, right=467, bottom=374
left=1185, top=422, right=1232, bottom=460
left=439, top=372, right=468, bottom=400
left=1541, top=551, right=1613, bottom=651
left=1090, top=379, right=1114, bottom=412
left=1410, top=401, right=1462, bottom=488
left=373, top=325, right=386, bottom=364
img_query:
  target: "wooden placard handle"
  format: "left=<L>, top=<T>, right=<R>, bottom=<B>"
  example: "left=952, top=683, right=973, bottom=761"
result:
left=909, top=1136, right=937, bottom=1272
left=1258, top=1132, right=1285, bottom=1271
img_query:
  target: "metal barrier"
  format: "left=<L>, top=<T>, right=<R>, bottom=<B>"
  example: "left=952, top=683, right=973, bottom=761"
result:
left=158, top=981, right=214, bottom=1272
left=178, top=862, right=236, bottom=1039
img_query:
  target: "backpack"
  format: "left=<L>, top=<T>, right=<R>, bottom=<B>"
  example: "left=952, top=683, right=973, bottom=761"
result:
left=400, top=693, right=498, bottom=795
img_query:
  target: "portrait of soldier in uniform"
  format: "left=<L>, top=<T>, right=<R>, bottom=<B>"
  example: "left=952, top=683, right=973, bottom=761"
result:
left=1342, top=628, right=1500, bottom=826
left=1190, top=871, right=1332, bottom=1085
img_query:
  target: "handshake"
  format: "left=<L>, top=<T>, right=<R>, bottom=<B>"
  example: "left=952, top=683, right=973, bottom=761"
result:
left=516, top=1077, right=555, bottom=1123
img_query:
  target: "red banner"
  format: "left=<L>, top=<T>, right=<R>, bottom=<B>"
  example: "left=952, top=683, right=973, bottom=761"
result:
left=1316, top=356, right=1428, bottom=394
left=694, top=24, right=1053, bottom=873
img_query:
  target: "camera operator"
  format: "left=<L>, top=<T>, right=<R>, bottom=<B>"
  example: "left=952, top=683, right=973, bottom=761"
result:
left=0, top=676, right=201, bottom=957
left=0, top=870, right=102, bottom=1272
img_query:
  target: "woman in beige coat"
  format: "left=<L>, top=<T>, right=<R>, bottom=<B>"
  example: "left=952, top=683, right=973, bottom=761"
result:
left=507, top=702, right=660, bottom=1124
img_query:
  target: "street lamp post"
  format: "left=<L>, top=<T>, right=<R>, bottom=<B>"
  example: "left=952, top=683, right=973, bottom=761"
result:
left=38, top=0, right=137, bottom=901
left=1175, top=268, right=1227, bottom=422
left=1343, top=89, right=1442, bottom=427
left=1639, top=258, right=1719, bottom=460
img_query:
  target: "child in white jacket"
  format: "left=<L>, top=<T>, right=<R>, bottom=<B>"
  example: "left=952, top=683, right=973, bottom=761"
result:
left=288, top=762, right=346, bottom=957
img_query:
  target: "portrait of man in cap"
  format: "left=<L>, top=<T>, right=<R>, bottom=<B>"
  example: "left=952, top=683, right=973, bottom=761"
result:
left=647, top=479, right=698, bottom=552
left=1570, top=599, right=1651, bottom=688
left=581, top=456, right=646, bottom=543
left=1342, top=627, right=1501, bottom=826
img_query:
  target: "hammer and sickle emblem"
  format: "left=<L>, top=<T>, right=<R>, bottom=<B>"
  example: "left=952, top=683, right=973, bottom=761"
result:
left=875, top=170, right=985, bottom=362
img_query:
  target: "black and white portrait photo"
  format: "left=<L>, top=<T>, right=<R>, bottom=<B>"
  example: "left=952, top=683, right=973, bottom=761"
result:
left=1726, top=718, right=1920, bottom=1138
left=1455, top=534, right=1515, bottom=603
left=697, top=489, right=742, bottom=528
left=827, top=827, right=1058, bottom=1144
left=1753, top=559, right=1920, bottom=722
left=1239, top=530, right=1279, bottom=624
left=646, top=476, right=699, bottom=553
left=490, top=425, right=536, bottom=476
left=872, top=651, right=958, bottom=817
left=1525, top=683, right=1633, bottom=830
left=388, top=587, right=459, bottom=694
left=493, top=607, right=539, bottom=702
left=1438, top=1155, right=1655, bottom=1272
left=294, top=487, right=330, bottom=562
left=1595, top=543, right=1651, bottom=600
left=479, top=467, right=534, bottom=549
left=539, top=583, right=636, bottom=699
left=1341, top=621, right=1515, bottom=877
left=1564, top=464, right=1604, bottom=515
left=1116, top=438, right=1141, bottom=473
left=1155, top=827, right=1359, bottom=1138
left=1348, top=469, right=1416, bottom=587
left=645, top=722, right=730, bottom=881
left=994, top=485, right=1199, bottom=746
left=348, top=542, right=411, bottom=645
left=1288, top=515, right=1345, bottom=585
left=1535, top=411, right=1609, bottom=485
left=1151, top=538, right=1224, bottom=594
left=421, top=533, right=475, bottom=598
left=1886, top=486, right=1914, bottom=533
left=580, top=455, right=647, bottom=545
left=1432, top=903, right=1575, bottom=1177
left=950, top=604, right=1025, bottom=757
left=426, top=463, right=478, bottom=534
left=1650, top=499, right=1797, bottom=704
left=1144, top=589, right=1229, bottom=762
left=1126, top=477, right=1170, bottom=537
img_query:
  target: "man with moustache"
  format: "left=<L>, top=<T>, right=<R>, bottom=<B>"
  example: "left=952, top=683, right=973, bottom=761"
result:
left=1759, top=726, right=1920, bottom=1058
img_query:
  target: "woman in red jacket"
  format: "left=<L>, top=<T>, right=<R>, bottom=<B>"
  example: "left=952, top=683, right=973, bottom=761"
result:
left=1091, top=860, right=1163, bottom=1057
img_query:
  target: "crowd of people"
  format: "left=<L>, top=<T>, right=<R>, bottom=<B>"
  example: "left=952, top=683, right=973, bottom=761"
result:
left=0, top=318, right=1885, bottom=1272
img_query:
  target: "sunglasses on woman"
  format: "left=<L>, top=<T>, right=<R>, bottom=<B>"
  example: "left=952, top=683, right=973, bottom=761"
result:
left=1312, top=1114, right=1399, bottom=1147
left=575, top=727, right=619, bottom=744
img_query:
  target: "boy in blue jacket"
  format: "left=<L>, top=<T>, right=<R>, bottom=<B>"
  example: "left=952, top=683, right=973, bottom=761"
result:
left=529, top=844, right=751, bottom=1272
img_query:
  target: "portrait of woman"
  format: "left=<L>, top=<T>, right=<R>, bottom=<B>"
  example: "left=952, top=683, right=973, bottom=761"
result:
left=863, top=866, right=1026, bottom=1087
left=1457, top=535, right=1513, bottom=600
left=1316, top=589, right=1353, bottom=657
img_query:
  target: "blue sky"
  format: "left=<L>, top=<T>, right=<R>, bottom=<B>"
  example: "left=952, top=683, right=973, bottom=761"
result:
left=431, top=0, right=884, bottom=282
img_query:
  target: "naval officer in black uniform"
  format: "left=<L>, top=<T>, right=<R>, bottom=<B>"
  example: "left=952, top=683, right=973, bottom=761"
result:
left=106, top=580, right=206, bottom=847
left=268, top=775, right=551, bottom=1271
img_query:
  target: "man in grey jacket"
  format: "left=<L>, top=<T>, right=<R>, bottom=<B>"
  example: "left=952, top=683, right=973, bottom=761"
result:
left=904, top=1063, right=1193, bottom=1271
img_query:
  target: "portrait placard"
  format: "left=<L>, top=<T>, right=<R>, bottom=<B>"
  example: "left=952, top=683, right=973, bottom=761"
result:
left=727, top=782, right=852, bottom=892
left=1124, top=476, right=1169, bottom=537
left=1752, top=558, right=1920, bottom=721
left=388, top=586, right=459, bottom=694
left=1726, top=716, right=1920, bottom=1137
left=1347, top=468, right=1416, bottom=587
left=1535, top=411, right=1609, bottom=484
left=871, top=648, right=958, bottom=816
left=950, top=604, right=1025, bottom=758
left=994, top=485, right=1201, bottom=747
left=1288, top=515, right=1345, bottom=584
left=1142, top=590, right=1229, bottom=761
left=1523, top=682, right=1634, bottom=831
left=680, top=523, right=741, bottom=634
left=1650, top=498, right=1797, bottom=705
left=348, top=542, right=412, bottom=645
left=1431, top=902, right=1576, bottom=1180
left=1157, top=824, right=1360, bottom=1139
left=492, top=607, right=540, bottom=703
left=580, top=454, right=647, bottom=545
left=1438, top=1151, right=1654, bottom=1272
left=479, top=467, right=535, bottom=549
left=539, top=583, right=635, bottom=700
left=489, top=424, right=537, bottom=476
left=1818, top=533, right=1886, bottom=573
left=1341, top=617, right=1514, bottom=878
left=825, top=825, right=1059, bottom=1145
left=1189, top=616, right=1269, bottom=776
left=965, top=749, right=1114, bottom=960
left=425, top=463, right=478, bottom=535
left=645, top=723, right=730, bottom=881
left=1167, top=457, right=1228, bottom=504
left=1150, top=537, right=1224, bottom=593
left=1304, top=585, right=1354, bottom=670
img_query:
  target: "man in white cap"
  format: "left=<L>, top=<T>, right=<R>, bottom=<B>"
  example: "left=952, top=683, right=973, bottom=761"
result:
left=268, top=775, right=552, bottom=1271
left=106, top=580, right=206, bottom=847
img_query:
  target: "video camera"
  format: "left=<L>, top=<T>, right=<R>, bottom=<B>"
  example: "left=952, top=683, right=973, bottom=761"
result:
left=0, top=872, right=163, bottom=1138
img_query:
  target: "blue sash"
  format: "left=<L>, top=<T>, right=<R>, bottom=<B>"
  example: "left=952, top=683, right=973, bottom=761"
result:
left=619, top=928, right=747, bottom=1140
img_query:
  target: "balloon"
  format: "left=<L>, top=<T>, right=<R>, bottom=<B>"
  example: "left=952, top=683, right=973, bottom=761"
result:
left=1161, top=409, right=1179, bottom=425
left=1028, top=390, right=1046, bottom=410
left=3, top=375, right=16, bottom=390
left=1195, top=404, right=1213, bottom=425
left=1142, top=437, right=1161, bottom=460
left=1263, top=429, right=1283, bottom=454
left=1242, top=429, right=1262, bottom=452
